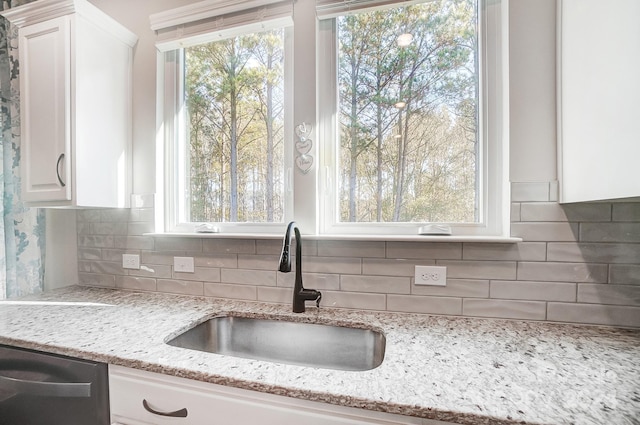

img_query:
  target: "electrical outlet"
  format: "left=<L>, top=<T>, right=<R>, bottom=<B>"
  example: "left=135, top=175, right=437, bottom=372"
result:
left=414, top=266, right=446, bottom=286
left=174, top=256, right=195, bottom=273
left=122, top=254, right=140, bottom=270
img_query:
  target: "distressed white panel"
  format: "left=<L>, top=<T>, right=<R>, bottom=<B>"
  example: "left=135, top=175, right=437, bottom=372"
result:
left=558, top=0, right=640, bottom=202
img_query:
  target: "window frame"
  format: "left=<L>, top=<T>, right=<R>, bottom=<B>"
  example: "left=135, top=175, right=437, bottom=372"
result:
left=317, top=0, right=509, bottom=237
left=157, top=20, right=295, bottom=234
left=154, top=0, right=509, bottom=238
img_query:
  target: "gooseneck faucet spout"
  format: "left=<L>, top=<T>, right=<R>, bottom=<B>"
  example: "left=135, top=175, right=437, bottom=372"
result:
left=278, top=221, right=321, bottom=313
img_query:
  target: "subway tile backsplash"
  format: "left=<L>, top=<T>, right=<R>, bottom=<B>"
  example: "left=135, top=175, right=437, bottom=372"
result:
left=76, top=185, right=640, bottom=328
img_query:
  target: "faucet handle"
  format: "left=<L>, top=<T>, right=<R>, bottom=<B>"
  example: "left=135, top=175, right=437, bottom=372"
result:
left=315, top=291, right=322, bottom=308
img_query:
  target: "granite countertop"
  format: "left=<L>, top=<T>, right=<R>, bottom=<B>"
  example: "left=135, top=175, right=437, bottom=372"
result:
left=0, top=286, right=638, bottom=425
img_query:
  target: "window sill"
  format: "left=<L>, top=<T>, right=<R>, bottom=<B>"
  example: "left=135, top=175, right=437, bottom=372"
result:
left=144, top=232, right=522, bottom=243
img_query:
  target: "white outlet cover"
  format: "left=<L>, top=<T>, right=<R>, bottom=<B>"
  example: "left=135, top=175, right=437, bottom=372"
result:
left=122, top=254, right=140, bottom=270
left=174, top=256, right=195, bottom=273
left=414, top=265, right=447, bottom=286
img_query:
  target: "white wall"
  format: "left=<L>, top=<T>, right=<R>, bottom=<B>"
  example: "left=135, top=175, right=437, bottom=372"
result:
left=508, top=0, right=557, bottom=183
left=44, top=209, right=79, bottom=289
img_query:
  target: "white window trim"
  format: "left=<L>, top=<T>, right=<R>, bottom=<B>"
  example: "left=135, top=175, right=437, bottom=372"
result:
left=158, top=28, right=295, bottom=235
left=153, top=0, right=511, bottom=239
left=316, top=0, right=429, bottom=19
left=153, top=1, right=295, bottom=234
left=317, top=0, right=510, bottom=237
left=150, top=0, right=287, bottom=31
left=151, top=0, right=294, bottom=51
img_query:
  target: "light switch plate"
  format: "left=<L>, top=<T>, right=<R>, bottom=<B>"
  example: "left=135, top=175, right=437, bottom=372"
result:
left=122, top=254, right=140, bottom=270
left=414, top=266, right=447, bottom=286
left=174, top=256, right=195, bottom=273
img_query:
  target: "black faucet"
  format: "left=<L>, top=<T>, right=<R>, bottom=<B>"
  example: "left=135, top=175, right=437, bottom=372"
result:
left=278, top=221, right=321, bottom=313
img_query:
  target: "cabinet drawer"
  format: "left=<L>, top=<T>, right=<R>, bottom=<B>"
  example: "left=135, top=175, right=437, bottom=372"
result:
left=109, top=366, right=431, bottom=425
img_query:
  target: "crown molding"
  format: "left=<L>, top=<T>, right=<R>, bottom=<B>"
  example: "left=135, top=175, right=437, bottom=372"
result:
left=150, top=0, right=286, bottom=31
left=0, top=0, right=137, bottom=47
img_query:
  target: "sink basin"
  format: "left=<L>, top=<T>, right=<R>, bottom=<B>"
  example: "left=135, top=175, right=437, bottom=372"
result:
left=166, top=316, right=385, bottom=371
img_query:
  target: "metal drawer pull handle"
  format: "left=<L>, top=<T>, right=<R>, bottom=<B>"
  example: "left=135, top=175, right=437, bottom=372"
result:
left=56, top=153, right=66, bottom=187
left=143, top=399, right=188, bottom=418
left=0, top=374, right=91, bottom=398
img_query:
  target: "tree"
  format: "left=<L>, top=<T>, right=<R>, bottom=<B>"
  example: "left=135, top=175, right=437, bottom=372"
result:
left=185, top=29, right=285, bottom=223
left=250, top=31, right=285, bottom=222
left=184, top=0, right=478, bottom=225
left=337, top=0, right=478, bottom=223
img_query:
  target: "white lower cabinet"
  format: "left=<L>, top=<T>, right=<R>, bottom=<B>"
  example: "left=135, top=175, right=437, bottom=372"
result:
left=109, top=366, right=454, bottom=425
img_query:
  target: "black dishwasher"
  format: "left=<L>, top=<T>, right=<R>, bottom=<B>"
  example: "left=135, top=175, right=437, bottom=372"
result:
left=0, top=344, right=109, bottom=425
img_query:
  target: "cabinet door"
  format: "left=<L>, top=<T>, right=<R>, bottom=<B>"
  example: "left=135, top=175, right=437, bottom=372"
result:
left=19, top=17, right=72, bottom=203
left=558, top=0, right=640, bottom=202
left=109, top=366, right=428, bottom=425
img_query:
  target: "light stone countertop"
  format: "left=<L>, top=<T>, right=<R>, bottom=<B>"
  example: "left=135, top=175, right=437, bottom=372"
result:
left=0, top=286, right=638, bottom=425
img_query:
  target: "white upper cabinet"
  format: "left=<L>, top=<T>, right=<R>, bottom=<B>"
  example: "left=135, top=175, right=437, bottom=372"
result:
left=557, top=0, right=640, bottom=203
left=1, top=0, right=137, bottom=208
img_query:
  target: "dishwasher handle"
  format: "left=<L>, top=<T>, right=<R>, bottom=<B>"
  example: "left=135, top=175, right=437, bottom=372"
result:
left=0, top=373, right=91, bottom=398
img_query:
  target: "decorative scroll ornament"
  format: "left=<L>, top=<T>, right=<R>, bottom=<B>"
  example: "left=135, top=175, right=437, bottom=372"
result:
left=295, top=122, right=313, bottom=174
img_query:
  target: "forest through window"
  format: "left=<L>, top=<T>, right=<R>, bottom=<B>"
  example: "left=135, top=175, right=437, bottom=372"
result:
left=176, top=0, right=479, bottom=228
left=185, top=29, right=286, bottom=223
left=336, top=0, right=478, bottom=224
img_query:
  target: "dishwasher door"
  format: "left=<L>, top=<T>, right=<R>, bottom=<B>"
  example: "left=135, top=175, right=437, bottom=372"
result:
left=0, top=344, right=110, bottom=425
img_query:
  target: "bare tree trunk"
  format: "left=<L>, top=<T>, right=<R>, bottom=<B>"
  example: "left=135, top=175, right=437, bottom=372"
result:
left=230, top=90, right=238, bottom=221
left=252, top=167, right=257, bottom=219
left=349, top=55, right=358, bottom=222
left=392, top=110, right=404, bottom=221
left=228, top=41, right=239, bottom=222
left=376, top=102, right=383, bottom=222
left=265, top=53, right=274, bottom=222
left=219, top=130, right=226, bottom=222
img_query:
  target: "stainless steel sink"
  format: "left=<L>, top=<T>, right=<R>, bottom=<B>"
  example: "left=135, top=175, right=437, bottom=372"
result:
left=166, top=316, right=385, bottom=371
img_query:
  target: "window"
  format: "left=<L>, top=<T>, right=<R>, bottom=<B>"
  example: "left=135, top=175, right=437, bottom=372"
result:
left=154, top=0, right=508, bottom=237
left=153, top=1, right=294, bottom=233
left=318, top=0, right=508, bottom=236
left=184, top=29, right=287, bottom=224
